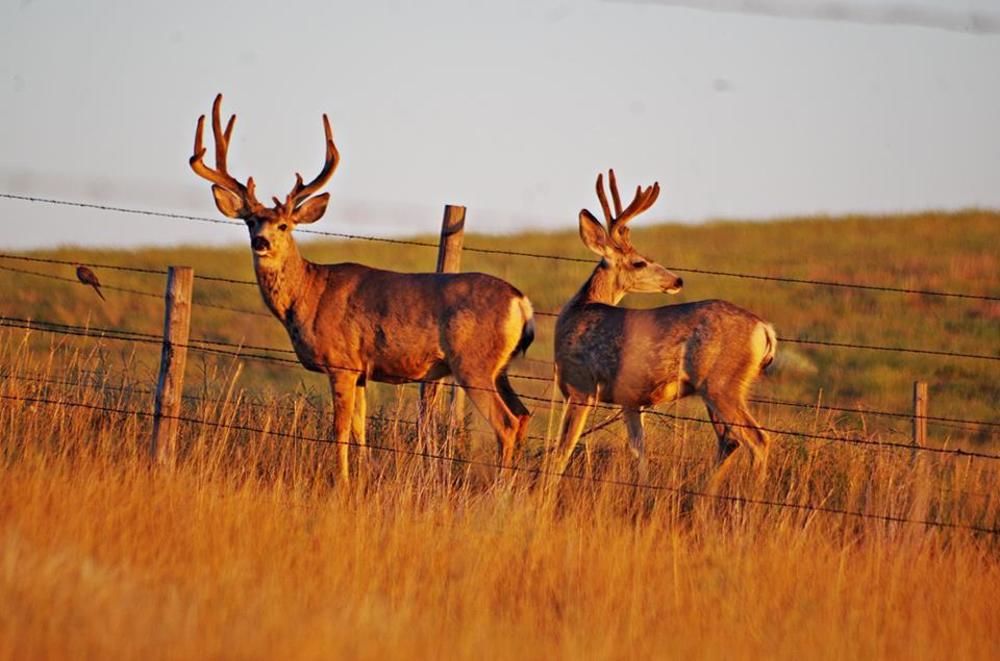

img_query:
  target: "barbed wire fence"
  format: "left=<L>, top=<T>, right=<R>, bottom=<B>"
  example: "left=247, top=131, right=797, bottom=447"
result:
left=0, top=192, right=997, bottom=534
left=1, top=193, right=996, bottom=441
left=1, top=388, right=996, bottom=535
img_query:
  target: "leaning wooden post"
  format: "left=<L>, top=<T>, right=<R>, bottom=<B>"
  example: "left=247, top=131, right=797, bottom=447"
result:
left=437, top=205, right=466, bottom=419
left=912, top=381, right=927, bottom=450
left=151, top=266, right=194, bottom=467
left=418, top=205, right=467, bottom=441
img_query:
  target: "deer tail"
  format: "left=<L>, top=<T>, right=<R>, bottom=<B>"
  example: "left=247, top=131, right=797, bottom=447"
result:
left=758, top=322, right=777, bottom=372
left=513, top=296, right=535, bottom=358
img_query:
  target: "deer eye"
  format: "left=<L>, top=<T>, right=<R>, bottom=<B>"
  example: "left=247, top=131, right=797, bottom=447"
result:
left=632, top=260, right=647, bottom=269
left=278, top=224, right=289, bottom=232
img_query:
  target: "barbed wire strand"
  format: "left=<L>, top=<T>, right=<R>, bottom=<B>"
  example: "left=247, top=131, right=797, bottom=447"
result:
left=6, top=313, right=997, bottom=432
left=4, top=366, right=992, bottom=499
left=0, top=252, right=257, bottom=288
left=0, top=262, right=271, bottom=318
left=2, top=253, right=995, bottom=362
left=1, top=193, right=997, bottom=301
left=527, top=309, right=998, bottom=362
left=3, top=315, right=998, bottom=462
left=502, top=371, right=999, bottom=431
left=1, top=390, right=995, bottom=535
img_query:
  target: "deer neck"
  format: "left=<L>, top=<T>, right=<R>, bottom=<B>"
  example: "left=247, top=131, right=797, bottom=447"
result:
left=252, top=241, right=312, bottom=323
left=566, top=261, right=626, bottom=309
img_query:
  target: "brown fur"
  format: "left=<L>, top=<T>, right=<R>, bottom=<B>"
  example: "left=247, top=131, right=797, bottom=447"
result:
left=553, top=171, right=776, bottom=483
left=190, top=95, right=534, bottom=483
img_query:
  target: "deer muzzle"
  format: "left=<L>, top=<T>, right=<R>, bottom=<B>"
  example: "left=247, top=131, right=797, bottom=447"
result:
left=251, top=236, right=271, bottom=253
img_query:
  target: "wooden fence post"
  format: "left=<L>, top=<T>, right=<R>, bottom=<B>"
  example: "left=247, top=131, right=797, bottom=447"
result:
left=418, top=205, right=467, bottom=437
left=911, top=380, right=930, bottom=524
left=151, top=266, right=194, bottom=467
left=912, top=381, right=927, bottom=449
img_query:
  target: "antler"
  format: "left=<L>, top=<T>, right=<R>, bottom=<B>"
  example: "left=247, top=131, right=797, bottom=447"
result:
left=595, top=169, right=660, bottom=244
left=190, top=94, right=263, bottom=213
left=282, top=114, right=340, bottom=210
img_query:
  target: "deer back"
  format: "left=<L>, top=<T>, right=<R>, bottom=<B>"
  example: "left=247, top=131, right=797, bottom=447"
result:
left=558, top=299, right=772, bottom=408
left=287, top=264, right=532, bottom=382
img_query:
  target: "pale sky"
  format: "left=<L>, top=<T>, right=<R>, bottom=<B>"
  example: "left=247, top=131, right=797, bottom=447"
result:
left=1, top=0, right=998, bottom=249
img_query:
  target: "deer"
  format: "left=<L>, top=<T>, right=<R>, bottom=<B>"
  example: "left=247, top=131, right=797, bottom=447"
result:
left=189, top=94, right=535, bottom=483
left=552, top=170, right=777, bottom=485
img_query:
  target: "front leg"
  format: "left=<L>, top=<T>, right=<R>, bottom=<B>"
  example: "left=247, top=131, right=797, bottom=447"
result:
left=551, top=395, right=594, bottom=476
left=417, top=380, right=442, bottom=450
left=352, top=382, right=368, bottom=469
left=623, top=407, right=647, bottom=482
left=328, top=371, right=358, bottom=485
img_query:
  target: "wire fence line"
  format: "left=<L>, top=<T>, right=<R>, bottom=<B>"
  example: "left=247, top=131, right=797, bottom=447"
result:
left=5, top=365, right=995, bottom=502
left=3, top=253, right=997, bottom=364
left=0, top=390, right=995, bottom=535
left=747, top=395, right=999, bottom=431
left=2, top=192, right=998, bottom=302
left=2, top=332, right=995, bottom=467
left=0, top=262, right=272, bottom=318
left=3, top=314, right=998, bottom=462
left=4, top=312, right=998, bottom=431
left=2, top=196, right=996, bottom=460
left=0, top=366, right=662, bottom=459
left=0, top=252, right=257, bottom=288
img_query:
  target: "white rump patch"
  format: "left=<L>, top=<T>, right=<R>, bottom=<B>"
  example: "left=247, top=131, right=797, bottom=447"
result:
left=751, top=322, right=777, bottom=372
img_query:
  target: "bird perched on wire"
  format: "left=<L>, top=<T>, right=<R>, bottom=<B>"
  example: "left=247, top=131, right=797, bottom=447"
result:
left=75, top=265, right=106, bottom=301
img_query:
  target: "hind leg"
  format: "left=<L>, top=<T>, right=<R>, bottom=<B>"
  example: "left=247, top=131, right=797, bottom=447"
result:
left=705, top=396, right=770, bottom=489
left=455, top=374, right=520, bottom=469
left=704, top=399, right=741, bottom=491
left=417, top=380, right=442, bottom=449
left=736, top=404, right=770, bottom=480
left=551, top=396, right=594, bottom=476
left=497, top=370, right=532, bottom=447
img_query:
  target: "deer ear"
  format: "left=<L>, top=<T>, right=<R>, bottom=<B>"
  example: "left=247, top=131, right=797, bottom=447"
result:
left=212, top=185, right=247, bottom=219
left=293, top=193, right=330, bottom=224
left=579, top=209, right=611, bottom=257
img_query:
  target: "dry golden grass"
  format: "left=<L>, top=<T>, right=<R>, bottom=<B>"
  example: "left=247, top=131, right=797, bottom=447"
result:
left=1, top=333, right=998, bottom=660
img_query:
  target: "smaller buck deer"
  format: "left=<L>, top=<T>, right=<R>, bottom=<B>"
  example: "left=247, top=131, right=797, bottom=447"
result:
left=190, top=94, right=534, bottom=483
left=553, top=170, right=776, bottom=483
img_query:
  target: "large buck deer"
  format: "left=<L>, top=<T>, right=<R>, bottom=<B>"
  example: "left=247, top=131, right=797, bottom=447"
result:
left=189, top=94, right=534, bottom=483
left=552, top=170, right=776, bottom=483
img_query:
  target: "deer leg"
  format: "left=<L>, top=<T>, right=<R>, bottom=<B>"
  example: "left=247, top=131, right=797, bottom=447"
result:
left=417, top=380, right=442, bottom=449
left=737, top=405, right=770, bottom=480
left=552, top=398, right=593, bottom=475
left=704, top=400, right=741, bottom=490
left=456, top=376, right=520, bottom=470
left=352, top=382, right=368, bottom=469
left=623, top=407, right=648, bottom=482
left=328, top=372, right=357, bottom=485
left=497, top=370, right=532, bottom=447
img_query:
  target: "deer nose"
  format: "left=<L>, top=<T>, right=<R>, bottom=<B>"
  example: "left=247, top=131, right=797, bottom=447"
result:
left=675, top=277, right=684, bottom=289
left=251, top=236, right=271, bottom=252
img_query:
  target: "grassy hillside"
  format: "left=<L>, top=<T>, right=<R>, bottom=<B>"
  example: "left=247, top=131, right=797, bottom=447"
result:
left=1, top=210, right=998, bottom=659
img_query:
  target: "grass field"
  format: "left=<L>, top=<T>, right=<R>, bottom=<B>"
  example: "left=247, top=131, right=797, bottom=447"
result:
left=0, top=209, right=998, bottom=659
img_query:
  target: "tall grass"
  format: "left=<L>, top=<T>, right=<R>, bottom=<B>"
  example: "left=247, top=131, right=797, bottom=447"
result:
left=1, top=329, right=998, bottom=659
